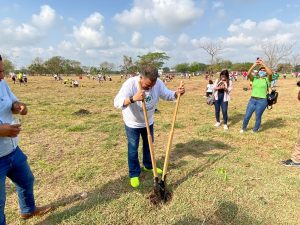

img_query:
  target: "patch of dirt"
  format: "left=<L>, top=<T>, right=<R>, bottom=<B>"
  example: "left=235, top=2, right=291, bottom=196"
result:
left=73, top=109, right=91, bottom=116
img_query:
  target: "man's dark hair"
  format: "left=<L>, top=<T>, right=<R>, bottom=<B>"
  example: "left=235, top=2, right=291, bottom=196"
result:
left=0, top=55, right=2, bottom=61
left=297, top=81, right=300, bottom=87
left=142, top=66, right=159, bottom=81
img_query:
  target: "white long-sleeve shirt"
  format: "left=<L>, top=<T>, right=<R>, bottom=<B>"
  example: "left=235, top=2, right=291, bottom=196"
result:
left=114, top=76, right=176, bottom=128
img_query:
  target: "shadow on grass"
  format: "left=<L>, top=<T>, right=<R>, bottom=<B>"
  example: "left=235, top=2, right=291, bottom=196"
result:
left=262, top=117, right=285, bottom=131
left=172, top=139, right=230, bottom=160
left=173, top=201, right=261, bottom=225
left=35, top=175, right=143, bottom=224
left=229, top=112, right=244, bottom=127
left=169, top=139, right=231, bottom=189
left=36, top=139, right=231, bottom=224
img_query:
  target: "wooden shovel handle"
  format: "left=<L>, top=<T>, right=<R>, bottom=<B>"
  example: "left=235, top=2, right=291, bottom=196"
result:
left=139, top=80, right=158, bottom=178
left=162, top=81, right=184, bottom=180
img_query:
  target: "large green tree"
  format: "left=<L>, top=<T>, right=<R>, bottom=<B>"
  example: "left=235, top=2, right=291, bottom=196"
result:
left=174, top=63, right=189, bottom=73
left=27, top=57, right=46, bottom=75
left=189, top=62, right=207, bottom=73
left=136, top=52, right=169, bottom=70
left=3, top=58, right=15, bottom=75
left=44, top=56, right=64, bottom=75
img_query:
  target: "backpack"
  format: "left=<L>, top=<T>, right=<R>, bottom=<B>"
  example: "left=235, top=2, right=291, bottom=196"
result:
left=267, top=89, right=278, bottom=109
left=265, top=79, right=278, bottom=109
left=207, top=95, right=215, bottom=105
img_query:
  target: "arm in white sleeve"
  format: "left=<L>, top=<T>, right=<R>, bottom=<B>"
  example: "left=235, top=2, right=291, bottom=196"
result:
left=227, top=80, right=233, bottom=93
left=213, top=79, right=219, bottom=91
left=114, top=79, right=133, bottom=109
left=158, top=79, right=176, bottom=101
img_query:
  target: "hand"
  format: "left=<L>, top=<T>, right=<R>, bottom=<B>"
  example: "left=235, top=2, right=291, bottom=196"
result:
left=256, top=58, right=265, bottom=66
left=175, top=86, right=185, bottom=97
left=12, top=102, right=27, bottom=115
left=133, top=90, right=145, bottom=101
left=0, top=124, right=21, bottom=137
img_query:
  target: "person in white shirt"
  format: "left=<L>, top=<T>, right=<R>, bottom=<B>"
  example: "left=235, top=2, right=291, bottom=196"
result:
left=114, top=66, right=185, bottom=188
left=206, top=80, right=214, bottom=97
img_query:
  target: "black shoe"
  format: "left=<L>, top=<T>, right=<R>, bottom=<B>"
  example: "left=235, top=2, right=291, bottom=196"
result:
left=282, top=159, right=300, bottom=167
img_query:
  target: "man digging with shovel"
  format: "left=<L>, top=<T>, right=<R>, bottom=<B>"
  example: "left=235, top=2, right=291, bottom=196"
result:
left=114, top=66, right=185, bottom=188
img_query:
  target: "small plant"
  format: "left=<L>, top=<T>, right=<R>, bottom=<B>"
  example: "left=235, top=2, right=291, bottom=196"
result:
left=217, top=167, right=229, bottom=181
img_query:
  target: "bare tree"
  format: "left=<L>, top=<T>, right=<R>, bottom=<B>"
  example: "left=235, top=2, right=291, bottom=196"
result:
left=122, top=55, right=133, bottom=75
left=290, top=54, right=300, bottom=72
left=261, top=41, right=296, bottom=70
left=199, top=41, right=223, bottom=66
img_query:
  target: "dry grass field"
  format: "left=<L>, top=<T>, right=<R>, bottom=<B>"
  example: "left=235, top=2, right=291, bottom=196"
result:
left=4, top=75, right=300, bottom=225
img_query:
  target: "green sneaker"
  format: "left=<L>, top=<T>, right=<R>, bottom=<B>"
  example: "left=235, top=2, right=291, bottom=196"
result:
left=130, top=177, right=139, bottom=188
left=142, top=166, right=163, bottom=175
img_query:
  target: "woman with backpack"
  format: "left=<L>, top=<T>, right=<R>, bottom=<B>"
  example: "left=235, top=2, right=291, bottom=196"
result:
left=240, top=58, right=272, bottom=133
left=213, top=70, right=233, bottom=130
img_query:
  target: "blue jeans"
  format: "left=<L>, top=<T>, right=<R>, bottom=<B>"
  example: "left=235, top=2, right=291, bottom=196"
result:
left=271, top=80, right=277, bottom=87
left=242, top=97, right=268, bottom=132
left=0, top=147, right=35, bottom=225
left=214, top=92, right=228, bottom=125
left=125, top=125, right=154, bottom=178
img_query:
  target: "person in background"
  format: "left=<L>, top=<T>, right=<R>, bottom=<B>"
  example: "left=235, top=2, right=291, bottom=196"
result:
left=17, top=72, right=23, bottom=86
left=114, top=66, right=185, bottom=188
left=206, top=80, right=214, bottom=97
left=240, top=58, right=272, bottom=133
left=281, top=81, right=300, bottom=167
left=271, top=71, right=280, bottom=88
left=213, top=70, right=233, bottom=130
left=11, top=73, right=16, bottom=84
left=22, top=73, right=27, bottom=84
left=0, top=55, right=51, bottom=225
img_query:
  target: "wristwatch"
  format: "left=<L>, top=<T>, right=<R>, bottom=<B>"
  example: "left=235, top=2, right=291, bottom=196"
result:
left=129, top=96, right=135, bottom=103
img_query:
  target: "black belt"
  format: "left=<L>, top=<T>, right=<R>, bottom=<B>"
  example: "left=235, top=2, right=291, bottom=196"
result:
left=251, top=96, right=265, bottom=100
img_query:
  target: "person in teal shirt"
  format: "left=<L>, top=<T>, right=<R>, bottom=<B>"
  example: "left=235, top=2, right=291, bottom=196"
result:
left=240, top=58, right=272, bottom=133
left=271, top=71, right=280, bottom=88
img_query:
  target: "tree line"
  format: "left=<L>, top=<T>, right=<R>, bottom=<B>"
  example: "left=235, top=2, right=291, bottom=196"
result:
left=3, top=41, right=300, bottom=76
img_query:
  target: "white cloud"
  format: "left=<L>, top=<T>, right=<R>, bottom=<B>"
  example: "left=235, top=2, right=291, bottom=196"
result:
left=114, top=0, right=203, bottom=31
left=222, top=33, right=254, bottom=46
left=216, top=9, right=226, bottom=19
left=131, top=31, right=142, bottom=46
left=153, top=35, right=172, bottom=50
left=72, top=12, right=114, bottom=49
left=153, top=35, right=171, bottom=50
left=32, top=5, right=56, bottom=28
left=228, top=19, right=256, bottom=33
left=191, top=37, right=212, bottom=48
left=58, top=40, right=73, bottom=51
left=83, top=12, right=104, bottom=29
left=257, top=18, right=282, bottom=32
left=177, top=33, right=190, bottom=46
left=0, top=22, right=42, bottom=45
left=15, top=24, right=40, bottom=41
left=212, top=1, right=224, bottom=9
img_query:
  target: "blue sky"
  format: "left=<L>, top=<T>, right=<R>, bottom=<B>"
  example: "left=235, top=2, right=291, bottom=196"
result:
left=0, top=0, right=300, bottom=68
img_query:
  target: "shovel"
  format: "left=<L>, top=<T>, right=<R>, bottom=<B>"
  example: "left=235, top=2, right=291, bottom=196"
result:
left=139, top=81, right=160, bottom=196
left=159, top=81, right=184, bottom=202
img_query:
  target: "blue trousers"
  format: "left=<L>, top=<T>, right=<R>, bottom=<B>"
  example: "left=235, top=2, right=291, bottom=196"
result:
left=214, top=92, right=228, bottom=125
left=0, top=147, right=35, bottom=225
left=125, top=125, right=154, bottom=178
left=242, top=97, right=268, bottom=131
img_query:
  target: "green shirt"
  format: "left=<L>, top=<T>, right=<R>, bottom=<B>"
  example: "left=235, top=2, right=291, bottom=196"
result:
left=272, top=73, right=279, bottom=80
left=251, top=77, right=270, bottom=99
